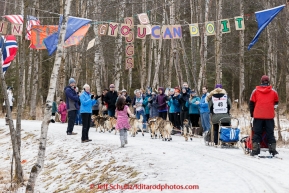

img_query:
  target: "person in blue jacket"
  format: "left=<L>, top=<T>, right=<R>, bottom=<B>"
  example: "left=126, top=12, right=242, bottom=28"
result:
left=195, top=86, right=210, bottom=136
left=186, top=90, right=200, bottom=128
left=80, top=84, right=96, bottom=143
left=168, top=87, right=181, bottom=134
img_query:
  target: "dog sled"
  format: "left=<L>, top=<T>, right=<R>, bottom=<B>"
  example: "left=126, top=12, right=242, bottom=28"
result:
left=240, top=118, right=273, bottom=158
left=205, top=117, right=240, bottom=148
left=218, top=117, right=240, bottom=148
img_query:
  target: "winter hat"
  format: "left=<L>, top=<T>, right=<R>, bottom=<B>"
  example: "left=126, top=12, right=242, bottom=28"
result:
left=190, top=89, right=196, bottom=94
left=122, top=89, right=127, bottom=93
left=69, top=78, right=76, bottom=85
left=109, top=84, right=115, bottom=88
left=261, top=75, right=269, bottom=83
left=215, top=84, right=222, bottom=88
left=152, top=92, right=156, bottom=95
left=7, top=86, right=13, bottom=90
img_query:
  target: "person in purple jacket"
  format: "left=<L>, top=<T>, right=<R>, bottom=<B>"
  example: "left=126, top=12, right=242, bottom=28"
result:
left=156, top=87, right=168, bottom=120
left=64, top=78, right=80, bottom=135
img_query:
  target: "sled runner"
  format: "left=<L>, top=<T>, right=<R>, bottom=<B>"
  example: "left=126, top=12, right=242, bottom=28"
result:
left=217, top=117, right=240, bottom=148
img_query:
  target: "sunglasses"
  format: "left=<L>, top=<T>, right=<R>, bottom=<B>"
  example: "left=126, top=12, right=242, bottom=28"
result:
left=110, top=87, right=115, bottom=88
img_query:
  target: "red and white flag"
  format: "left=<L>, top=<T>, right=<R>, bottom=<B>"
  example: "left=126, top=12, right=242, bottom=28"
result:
left=3, top=15, right=40, bottom=40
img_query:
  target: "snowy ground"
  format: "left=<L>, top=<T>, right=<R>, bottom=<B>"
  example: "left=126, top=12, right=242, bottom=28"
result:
left=1, top=119, right=289, bottom=193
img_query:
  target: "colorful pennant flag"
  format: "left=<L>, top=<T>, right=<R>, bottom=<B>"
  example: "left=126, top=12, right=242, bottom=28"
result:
left=3, top=15, right=40, bottom=40
left=30, top=25, right=90, bottom=49
left=43, top=16, right=91, bottom=55
left=1, top=35, right=18, bottom=74
left=248, top=4, right=285, bottom=50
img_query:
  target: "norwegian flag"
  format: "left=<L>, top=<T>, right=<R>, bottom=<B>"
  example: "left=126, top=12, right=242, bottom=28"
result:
left=1, top=35, right=18, bottom=74
left=3, top=15, right=40, bottom=40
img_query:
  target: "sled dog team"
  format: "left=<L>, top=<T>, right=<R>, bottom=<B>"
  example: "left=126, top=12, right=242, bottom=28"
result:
left=59, top=75, right=278, bottom=156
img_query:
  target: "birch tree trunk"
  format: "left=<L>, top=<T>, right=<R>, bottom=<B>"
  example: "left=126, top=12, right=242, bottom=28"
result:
left=238, top=0, right=245, bottom=109
left=20, top=0, right=25, bottom=108
left=286, top=75, right=289, bottom=115
left=55, top=0, right=65, bottom=99
left=0, top=56, right=23, bottom=184
left=197, top=0, right=210, bottom=91
left=147, top=39, right=153, bottom=87
left=70, top=1, right=87, bottom=82
left=173, top=47, right=181, bottom=86
left=25, top=0, right=71, bottom=191
left=29, top=0, right=39, bottom=119
left=286, top=0, right=289, bottom=114
left=266, top=2, right=273, bottom=83
left=26, top=49, right=33, bottom=105
left=93, top=0, right=105, bottom=96
left=179, top=40, right=190, bottom=85
left=2, top=0, right=7, bottom=15
left=16, top=0, right=29, bottom=160
left=29, top=50, right=39, bottom=120
left=152, top=0, right=165, bottom=89
left=114, top=0, right=125, bottom=91
left=140, top=0, right=147, bottom=89
left=167, top=0, right=175, bottom=88
left=215, top=0, right=222, bottom=84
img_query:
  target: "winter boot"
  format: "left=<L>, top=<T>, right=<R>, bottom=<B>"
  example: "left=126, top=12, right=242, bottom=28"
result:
left=250, top=142, right=260, bottom=156
left=5, top=117, right=9, bottom=125
left=121, top=141, right=125, bottom=148
left=269, top=143, right=279, bottom=156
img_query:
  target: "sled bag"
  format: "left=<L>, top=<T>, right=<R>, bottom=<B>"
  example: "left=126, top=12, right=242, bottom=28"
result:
left=220, top=127, right=240, bottom=142
left=246, top=131, right=268, bottom=149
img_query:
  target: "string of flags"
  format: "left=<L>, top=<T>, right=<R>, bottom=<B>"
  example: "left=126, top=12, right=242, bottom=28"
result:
left=0, top=4, right=287, bottom=73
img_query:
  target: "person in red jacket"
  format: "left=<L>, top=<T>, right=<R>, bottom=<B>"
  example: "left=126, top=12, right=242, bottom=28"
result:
left=249, top=75, right=279, bottom=156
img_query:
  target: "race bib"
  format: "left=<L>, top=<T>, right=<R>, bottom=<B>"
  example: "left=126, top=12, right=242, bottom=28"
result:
left=212, top=95, right=227, bottom=114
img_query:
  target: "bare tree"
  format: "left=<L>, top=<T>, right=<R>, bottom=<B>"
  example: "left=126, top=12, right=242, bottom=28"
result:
left=140, top=0, right=147, bottom=89
left=114, top=0, right=125, bottom=91
left=215, top=0, right=222, bottom=84
left=167, top=0, right=175, bottom=88
left=152, top=0, right=165, bottom=89
left=26, top=0, right=72, bottom=191
left=93, top=0, right=105, bottom=96
left=238, top=0, right=245, bottom=109
left=0, top=51, right=23, bottom=185
left=29, top=0, right=40, bottom=119
left=197, top=0, right=210, bottom=91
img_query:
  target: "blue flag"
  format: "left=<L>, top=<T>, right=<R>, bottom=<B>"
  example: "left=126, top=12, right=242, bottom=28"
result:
left=44, top=16, right=91, bottom=55
left=248, top=4, right=285, bottom=50
left=43, top=16, right=63, bottom=56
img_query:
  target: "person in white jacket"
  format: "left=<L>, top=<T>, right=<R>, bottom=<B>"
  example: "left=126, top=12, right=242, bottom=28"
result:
left=3, top=87, right=14, bottom=125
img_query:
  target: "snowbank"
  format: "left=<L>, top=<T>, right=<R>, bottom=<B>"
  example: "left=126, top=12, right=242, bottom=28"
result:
left=1, top=119, right=289, bottom=193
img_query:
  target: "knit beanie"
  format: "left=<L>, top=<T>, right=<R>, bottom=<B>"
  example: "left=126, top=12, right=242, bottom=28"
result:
left=69, top=78, right=76, bottom=85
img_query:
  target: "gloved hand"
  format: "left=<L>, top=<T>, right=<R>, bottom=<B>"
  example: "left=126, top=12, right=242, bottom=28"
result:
left=274, top=105, right=278, bottom=109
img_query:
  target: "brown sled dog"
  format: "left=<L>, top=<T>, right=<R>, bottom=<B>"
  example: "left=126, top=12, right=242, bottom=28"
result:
left=129, top=115, right=144, bottom=137
left=183, top=119, right=193, bottom=141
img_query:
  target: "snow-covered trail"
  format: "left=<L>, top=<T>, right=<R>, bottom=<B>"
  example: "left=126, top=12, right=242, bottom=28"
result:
left=0, top=119, right=289, bottom=193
